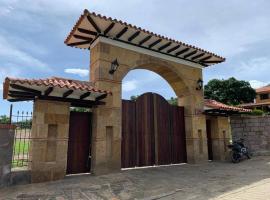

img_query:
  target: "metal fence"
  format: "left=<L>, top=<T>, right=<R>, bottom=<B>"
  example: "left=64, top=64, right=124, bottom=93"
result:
left=11, top=110, right=32, bottom=168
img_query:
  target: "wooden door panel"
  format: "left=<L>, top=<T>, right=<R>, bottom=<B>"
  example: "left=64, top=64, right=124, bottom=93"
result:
left=121, top=92, right=187, bottom=168
left=67, top=112, right=92, bottom=174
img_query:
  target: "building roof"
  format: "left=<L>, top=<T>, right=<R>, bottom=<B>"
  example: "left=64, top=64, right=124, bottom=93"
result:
left=64, top=9, right=225, bottom=67
left=239, top=102, right=270, bottom=108
left=256, top=86, right=270, bottom=94
left=204, top=99, right=252, bottom=114
left=3, top=77, right=111, bottom=107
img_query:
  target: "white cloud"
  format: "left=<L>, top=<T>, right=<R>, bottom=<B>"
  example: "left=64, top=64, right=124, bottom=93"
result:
left=122, top=80, right=138, bottom=92
left=64, top=68, right=89, bottom=77
left=0, top=35, right=49, bottom=72
left=249, top=80, right=269, bottom=89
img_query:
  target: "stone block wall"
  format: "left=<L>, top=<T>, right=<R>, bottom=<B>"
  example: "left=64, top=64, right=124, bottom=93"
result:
left=0, top=124, right=15, bottom=187
left=231, top=115, right=270, bottom=155
left=30, top=100, right=70, bottom=183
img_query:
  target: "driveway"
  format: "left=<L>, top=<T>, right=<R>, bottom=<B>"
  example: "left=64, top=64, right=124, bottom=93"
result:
left=1, top=156, right=270, bottom=200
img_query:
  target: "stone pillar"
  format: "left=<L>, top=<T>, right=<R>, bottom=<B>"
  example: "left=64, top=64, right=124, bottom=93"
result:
left=180, top=93, right=208, bottom=163
left=0, top=124, right=16, bottom=187
left=208, top=116, right=231, bottom=161
left=90, top=43, right=122, bottom=175
left=30, top=100, right=70, bottom=183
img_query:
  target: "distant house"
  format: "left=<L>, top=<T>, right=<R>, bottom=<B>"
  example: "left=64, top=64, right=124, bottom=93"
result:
left=239, top=85, right=270, bottom=112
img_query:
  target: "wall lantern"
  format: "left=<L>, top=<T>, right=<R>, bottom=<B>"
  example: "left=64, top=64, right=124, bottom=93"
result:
left=196, top=78, right=203, bottom=90
left=109, top=59, right=119, bottom=75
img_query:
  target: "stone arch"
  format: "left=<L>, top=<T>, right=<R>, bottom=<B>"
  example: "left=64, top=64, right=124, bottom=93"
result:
left=120, top=61, right=191, bottom=100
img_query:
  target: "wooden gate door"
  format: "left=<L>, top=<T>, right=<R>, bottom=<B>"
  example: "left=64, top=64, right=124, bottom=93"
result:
left=122, top=93, right=186, bottom=168
left=206, top=119, right=213, bottom=160
left=67, top=111, right=92, bottom=174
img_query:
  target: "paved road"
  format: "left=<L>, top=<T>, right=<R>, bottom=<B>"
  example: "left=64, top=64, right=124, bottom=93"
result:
left=1, top=156, right=270, bottom=200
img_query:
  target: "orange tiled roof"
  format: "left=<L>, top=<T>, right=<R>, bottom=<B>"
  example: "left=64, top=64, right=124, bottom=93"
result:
left=204, top=99, right=251, bottom=112
left=64, top=9, right=225, bottom=66
left=4, top=77, right=112, bottom=96
left=256, top=86, right=270, bottom=94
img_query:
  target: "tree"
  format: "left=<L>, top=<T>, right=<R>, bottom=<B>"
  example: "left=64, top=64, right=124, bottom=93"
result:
left=130, top=95, right=139, bottom=101
left=204, top=77, right=256, bottom=105
left=0, top=115, right=10, bottom=124
left=167, top=97, right=178, bottom=105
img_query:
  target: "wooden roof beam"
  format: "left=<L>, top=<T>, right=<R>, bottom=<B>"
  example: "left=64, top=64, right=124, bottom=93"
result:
left=73, top=34, right=93, bottom=41
left=10, top=84, right=41, bottom=95
left=116, top=27, right=128, bottom=39
left=149, top=39, right=162, bottom=48
left=77, top=28, right=98, bottom=36
left=167, top=45, right=181, bottom=53
left=175, top=48, right=190, bottom=56
left=63, top=90, right=73, bottom=98
left=86, top=15, right=101, bottom=33
left=199, top=55, right=212, bottom=62
left=67, top=41, right=91, bottom=46
left=191, top=53, right=205, bottom=60
left=104, top=23, right=115, bottom=35
left=96, top=93, right=107, bottom=101
left=44, top=87, right=53, bottom=96
left=138, top=35, right=152, bottom=46
left=128, top=31, right=140, bottom=42
left=158, top=42, right=172, bottom=51
left=80, top=92, right=91, bottom=100
left=183, top=50, right=197, bottom=59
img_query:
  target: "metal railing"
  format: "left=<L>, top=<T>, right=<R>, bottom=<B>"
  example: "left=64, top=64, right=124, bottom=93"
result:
left=11, top=110, right=32, bottom=168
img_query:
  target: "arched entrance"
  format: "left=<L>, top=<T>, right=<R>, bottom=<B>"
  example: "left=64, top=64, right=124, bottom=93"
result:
left=122, top=92, right=186, bottom=168
left=89, top=42, right=209, bottom=175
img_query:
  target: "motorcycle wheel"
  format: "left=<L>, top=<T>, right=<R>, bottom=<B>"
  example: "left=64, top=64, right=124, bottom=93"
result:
left=231, top=152, right=240, bottom=163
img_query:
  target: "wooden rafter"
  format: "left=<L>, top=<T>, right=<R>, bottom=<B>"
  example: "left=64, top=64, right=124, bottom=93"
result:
left=10, top=84, right=41, bottom=95
left=199, top=55, right=212, bottom=62
left=116, top=27, right=128, bottom=38
left=86, top=15, right=101, bottom=33
left=191, top=53, right=205, bottom=60
left=175, top=48, right=190, bottom=56
left=158, top=42, right=172, bottom=51
left=9, top=91, right=36, bottom=97
left=44, top=87, right=53, bottom=96
left=77, top=28, right=98, bottom=36
left=128, top=31, right=140, bottom=42
left=63, top=90, right=73, bottom=98
left=183, top=50, right=197, bottom=59
left=80, top=92, right=91, bottom=100
left=138, top=35, right=152, bottom=46
left=104, top=23, right=115, bottom=35
left=167, top=45, right=180, bottom=53
left=96, top=93, right=107, bottom=101
left=149, top=39, right=162, bottom=48
left=74, top=34, right=93, bottom=41
left=67, top=41, right=91, bottom=46
left=203, top=60, right=222, bottom=64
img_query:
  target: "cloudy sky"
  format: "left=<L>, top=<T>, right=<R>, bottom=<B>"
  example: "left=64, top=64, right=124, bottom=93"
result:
left=0, top=0, right=270, bottom=115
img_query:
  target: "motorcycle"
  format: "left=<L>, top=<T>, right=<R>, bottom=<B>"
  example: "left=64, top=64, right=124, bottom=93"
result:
left=227, top=138, right=251, bottom=163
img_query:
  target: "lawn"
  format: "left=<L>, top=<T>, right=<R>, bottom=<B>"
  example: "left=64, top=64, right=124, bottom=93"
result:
left=13, top=139, right=30, bottom=155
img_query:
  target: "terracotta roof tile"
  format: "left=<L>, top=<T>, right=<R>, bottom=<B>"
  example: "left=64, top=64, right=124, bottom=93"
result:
left=204, top=99, right=251, bottom=112
left=64, top=9, right=225, bottom=63
left=256, top=86, right=270, bottom=94
left=4, top=77, right=112, bottom=95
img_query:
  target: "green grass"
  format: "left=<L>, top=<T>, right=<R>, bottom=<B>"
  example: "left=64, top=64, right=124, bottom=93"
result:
left=13, top=139, right=30, bottom=155
left=12, top=159, right=28, bottom=168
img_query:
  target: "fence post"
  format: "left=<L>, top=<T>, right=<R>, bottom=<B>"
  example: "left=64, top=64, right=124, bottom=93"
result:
left=0, top=124, right=16, bottom=187
left=9, top=104, right=13, bottom=124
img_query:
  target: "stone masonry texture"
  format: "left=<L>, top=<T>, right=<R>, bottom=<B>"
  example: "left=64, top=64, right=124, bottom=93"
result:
left=231, top=115, right=270, bottom=155
left=0, top=126, right=15, bottom=187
